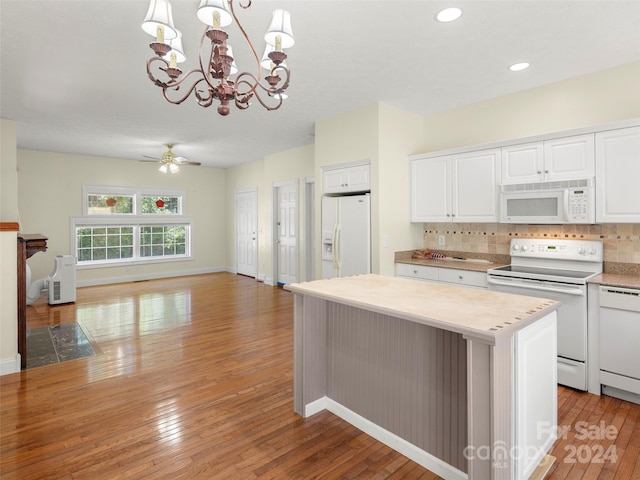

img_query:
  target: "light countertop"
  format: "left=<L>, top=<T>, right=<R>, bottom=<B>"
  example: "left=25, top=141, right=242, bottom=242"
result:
left=588, top=273, right=640, bottom=290
left=285, top=274, right=558, bottom=344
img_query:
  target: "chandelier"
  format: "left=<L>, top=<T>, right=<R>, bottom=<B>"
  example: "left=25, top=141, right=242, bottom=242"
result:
left=141, top=0, right=294, bottom=116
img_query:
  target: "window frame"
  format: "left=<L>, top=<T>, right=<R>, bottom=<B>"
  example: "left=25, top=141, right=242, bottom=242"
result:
left=72, top=185, right=193, bottom=269
left=82, top=185, right=185, bottom=216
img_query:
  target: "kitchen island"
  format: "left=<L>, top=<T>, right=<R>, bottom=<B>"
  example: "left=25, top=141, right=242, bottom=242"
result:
left=285, top=274, right=559, bottom=480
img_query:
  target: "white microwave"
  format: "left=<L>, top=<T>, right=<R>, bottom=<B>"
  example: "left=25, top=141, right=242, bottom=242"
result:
left=500, top=178, right=595, bottom=224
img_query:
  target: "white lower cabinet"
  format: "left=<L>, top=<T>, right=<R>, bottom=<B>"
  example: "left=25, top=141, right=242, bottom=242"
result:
left=396, top=263, right=487, bottom=288
left=395, top=263, right=438, bottom=283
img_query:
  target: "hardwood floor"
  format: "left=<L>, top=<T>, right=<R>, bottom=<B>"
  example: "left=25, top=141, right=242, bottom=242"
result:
left=1, top=272, right=639, bottom=479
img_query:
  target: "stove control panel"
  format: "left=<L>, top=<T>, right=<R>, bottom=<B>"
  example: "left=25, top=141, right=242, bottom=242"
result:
left=510, top=239, right=603, bottom=261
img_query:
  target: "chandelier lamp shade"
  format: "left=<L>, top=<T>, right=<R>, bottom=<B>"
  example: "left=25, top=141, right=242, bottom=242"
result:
left=141, top=0, right=294, bottom=116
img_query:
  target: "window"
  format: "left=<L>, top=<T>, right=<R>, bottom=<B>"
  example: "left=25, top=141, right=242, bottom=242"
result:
left=72, top=186, right=192, bottom=268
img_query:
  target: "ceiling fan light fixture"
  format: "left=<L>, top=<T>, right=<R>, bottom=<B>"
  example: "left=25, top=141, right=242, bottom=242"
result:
left=159, top=163, right=168, bottom=174
left=169, top=163, right=180, bottom=174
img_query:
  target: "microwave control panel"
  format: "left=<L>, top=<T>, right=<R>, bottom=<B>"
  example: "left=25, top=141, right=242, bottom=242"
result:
left=568, top=188, right=591, bottom=222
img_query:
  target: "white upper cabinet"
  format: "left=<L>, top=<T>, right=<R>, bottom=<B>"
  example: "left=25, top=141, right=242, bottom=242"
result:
left=323, top=163, right=370, bottom=194
left=411, top=149, right=500, bottom=223
left=411, top=155, right=450, bottom=222
left=595, top=126, right=640, bottom=223
left=500, top=142, right=544, bottom=184
left=501, top=134, right=595, bottom=184
left=452, top=149, right=501, bottom=222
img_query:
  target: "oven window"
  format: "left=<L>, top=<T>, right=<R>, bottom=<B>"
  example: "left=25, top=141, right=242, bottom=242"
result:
left=506, top=197, right=558, bottom=217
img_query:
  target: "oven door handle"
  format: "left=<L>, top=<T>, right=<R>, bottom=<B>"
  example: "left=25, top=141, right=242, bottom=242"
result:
left=487, top=277, right=585, bottom=296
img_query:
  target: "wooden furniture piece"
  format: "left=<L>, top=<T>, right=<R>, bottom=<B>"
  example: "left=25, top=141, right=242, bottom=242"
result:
left=286, top=274, right=560, bottom=480
left=17, top=233, right=48, bottom=369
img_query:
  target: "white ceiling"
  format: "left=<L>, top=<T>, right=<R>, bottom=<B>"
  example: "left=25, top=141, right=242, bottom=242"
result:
left=1, top=0, right=639, bottom=169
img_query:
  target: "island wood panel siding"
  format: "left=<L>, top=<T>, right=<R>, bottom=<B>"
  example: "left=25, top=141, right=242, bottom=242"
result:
left=325, top=301, right=468, bottom=473
left=298, top=295, right=328, bottom=411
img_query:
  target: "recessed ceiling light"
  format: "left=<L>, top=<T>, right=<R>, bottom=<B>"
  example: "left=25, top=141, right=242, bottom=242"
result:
left=436, top=7, right=462, bottom=23
left=509, top=62, right=530, bottom=72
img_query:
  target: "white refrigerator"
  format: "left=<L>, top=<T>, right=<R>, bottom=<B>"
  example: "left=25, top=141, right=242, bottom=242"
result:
left=321, top=194, right=371, bottom=279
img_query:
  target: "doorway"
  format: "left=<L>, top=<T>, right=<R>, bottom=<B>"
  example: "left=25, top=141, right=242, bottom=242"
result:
left=235, top=189, right=257, bottom=278
left=273, top=181, right=298, bottom=285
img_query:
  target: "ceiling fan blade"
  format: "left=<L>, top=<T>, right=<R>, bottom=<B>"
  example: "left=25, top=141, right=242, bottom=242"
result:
left=139, top=159, right=161, bottom=163
left=142, top=155, right=161, bottom=160
left=174, top=157, right=201, bottom=166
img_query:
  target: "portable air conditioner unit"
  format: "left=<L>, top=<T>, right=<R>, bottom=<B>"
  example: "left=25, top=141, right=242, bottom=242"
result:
left=26, top=255, right=77, bottom=305
left=48, top=255, right=76, bottom=304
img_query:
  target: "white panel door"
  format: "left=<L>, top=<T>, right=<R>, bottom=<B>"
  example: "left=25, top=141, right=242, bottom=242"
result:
left=277, top=182, right=298, bottom=285
left=235, top=190, right=257, bottom=278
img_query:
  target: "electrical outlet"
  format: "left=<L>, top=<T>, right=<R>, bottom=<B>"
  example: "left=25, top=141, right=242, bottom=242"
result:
left=438, top=235, right=445, bottom=246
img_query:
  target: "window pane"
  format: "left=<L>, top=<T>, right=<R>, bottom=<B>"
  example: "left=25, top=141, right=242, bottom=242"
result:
left=76, top=226, right=139, bottom=264
left=141, top=195, right=180, bottom=214
left=139, top=225, right=187, bottom=259
left=87, top=195, right=134, bottom=215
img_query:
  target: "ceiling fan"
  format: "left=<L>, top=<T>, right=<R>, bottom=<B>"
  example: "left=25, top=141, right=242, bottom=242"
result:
left=141, top=144, right=201, bottom=173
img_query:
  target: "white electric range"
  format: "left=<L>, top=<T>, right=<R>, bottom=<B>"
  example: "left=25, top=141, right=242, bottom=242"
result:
left=487, top=238, right=603, bottom=391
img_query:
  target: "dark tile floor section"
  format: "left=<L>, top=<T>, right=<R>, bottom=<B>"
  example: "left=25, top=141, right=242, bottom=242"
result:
left=26, top=323, right=95, bottom=369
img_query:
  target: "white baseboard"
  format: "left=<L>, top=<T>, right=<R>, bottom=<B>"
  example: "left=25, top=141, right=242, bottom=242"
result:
left=76, top=267, right=227, bottom=287
left=305, top=397, right=467, bottom=480
left=0, top=354, right=20, bottom=376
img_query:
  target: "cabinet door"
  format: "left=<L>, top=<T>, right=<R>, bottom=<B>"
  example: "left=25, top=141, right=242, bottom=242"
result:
left=395, top=263, right=439, bottom=282
left=544, top=134, right=595, bottom=181
left=410, top=156, right=451, bottom=222
left=345, top=164, right=370, bottom=192
left=452, top=149, right=501, bottom=222
left=323, top=169, right=347, bottom=194
left=501, top=142, right=544, bottom=184
left=595, top=126, right=640, bottom=223
left=323, top=164, right=370, bottom=194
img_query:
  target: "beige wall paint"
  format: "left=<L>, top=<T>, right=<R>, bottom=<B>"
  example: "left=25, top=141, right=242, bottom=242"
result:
left=17, top=149, right=227, bottom=284
left=1, top=119, right=18, bottom=222
left=1, top=120, right=19, bottom=372
left=314, top=103, right=380, bottom=275
left=0, top=231, right=18, bottom=372
left=377, top=103, right=424, bottom=276
left=421, top=61, right=640, bottom=153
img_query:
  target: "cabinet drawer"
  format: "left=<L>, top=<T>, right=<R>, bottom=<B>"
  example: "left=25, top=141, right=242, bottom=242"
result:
left=395, top=263, right=438, bottom=282
left=438, top=268, right=487, bottom=288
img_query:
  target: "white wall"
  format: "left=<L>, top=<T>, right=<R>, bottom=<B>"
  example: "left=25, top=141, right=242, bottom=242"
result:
left=17, top=149, right=227, bottom=285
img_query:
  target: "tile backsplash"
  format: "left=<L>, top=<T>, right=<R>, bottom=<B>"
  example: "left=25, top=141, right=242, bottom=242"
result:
left=422, top=223, right=640, bottom=275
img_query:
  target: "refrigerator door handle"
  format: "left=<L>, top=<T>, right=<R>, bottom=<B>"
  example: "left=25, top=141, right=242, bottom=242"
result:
left=334, top=224, right=341, bottom=274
